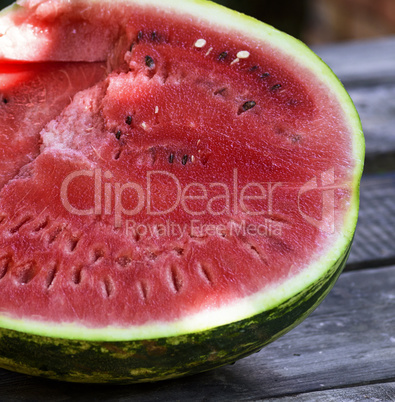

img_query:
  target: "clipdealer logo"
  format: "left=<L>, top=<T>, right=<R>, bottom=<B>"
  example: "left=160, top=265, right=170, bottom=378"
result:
left=60, top=168, right=338, bottom=234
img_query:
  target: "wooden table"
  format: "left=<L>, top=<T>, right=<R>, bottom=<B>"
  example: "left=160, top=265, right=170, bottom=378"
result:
left=1, top=36, right=395, bottom=401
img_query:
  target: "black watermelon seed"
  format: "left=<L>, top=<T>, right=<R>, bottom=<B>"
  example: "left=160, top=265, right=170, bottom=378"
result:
left=218, top=51, right=228, bottom=60
left=169, top=153, right=175, bottom=164
left=249, top=66, right=258, bottom=72
left=182, top=155, right=188, bottom=165
left=151, top=31, right=158, bottom=41
left=271, top=84, right=282, bottom=91
left=125, top=115, right=132, bottom=125
left=214, top=87, right=227, bottom=96
left=292, top=135, right=302, bottom=143
left=145, top=55, right=155, bottom=68
left=2, top=98, right=8, bottom=104
left=260, top=72, right=270, bottom=79
left=137, top=31, right=143, bottom=42
left=114, top=149, right=122, bottom=160
left=115, top=130, right=122, bottom=140
left=242, top=101, right=256, bottom=112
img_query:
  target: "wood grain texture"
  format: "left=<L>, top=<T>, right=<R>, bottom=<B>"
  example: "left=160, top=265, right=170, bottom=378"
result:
left=315, top=37, right=395, bottom=165
left=347, top=173, right=395, bottom=268
left=0, top=265, right=394, bottom=400
left=315, top=37, right=395, bottom=270
left=348, top=84, right=395, bottom=159
left=266, top=382, right=395, bottom=401
left=314, top=36, right=395, bottom=87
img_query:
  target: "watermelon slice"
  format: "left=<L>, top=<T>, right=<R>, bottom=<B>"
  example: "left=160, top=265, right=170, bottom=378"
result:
left=0, top=0, right=364, bottom=383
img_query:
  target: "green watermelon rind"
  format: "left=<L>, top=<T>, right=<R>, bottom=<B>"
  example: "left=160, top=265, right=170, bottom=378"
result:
left=0, top=242, right=351, bottom=383
left=0, top=0, right=364, bottom=382
left=0, top=3, right=19, bottom=17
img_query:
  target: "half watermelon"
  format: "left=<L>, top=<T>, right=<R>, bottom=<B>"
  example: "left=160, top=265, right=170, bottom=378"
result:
left=0, top=0, right=364, bottom=383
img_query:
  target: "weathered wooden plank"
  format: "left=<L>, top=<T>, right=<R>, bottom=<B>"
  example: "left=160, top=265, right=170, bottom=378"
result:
left=315, top=38, right=395, bottom=163
left=312, top=42, right=395, bottom=267
left=347, top=84, right=395, bottom=161
left=0, top=265, right=394, bottom=401
left=347, top=172, right=395, bottom=268
left=314, top=36, right=395, bottom=87
left=266, top=382, right=395, bottom=401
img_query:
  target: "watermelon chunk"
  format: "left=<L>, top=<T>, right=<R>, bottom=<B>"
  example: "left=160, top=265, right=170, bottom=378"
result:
left=0, top=0, right=364, bottom=382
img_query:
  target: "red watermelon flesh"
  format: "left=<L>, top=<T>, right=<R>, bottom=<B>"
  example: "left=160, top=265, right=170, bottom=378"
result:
left=0, top=2, right=359, bottom=332
left=0, top=62, right=106, bottom=188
